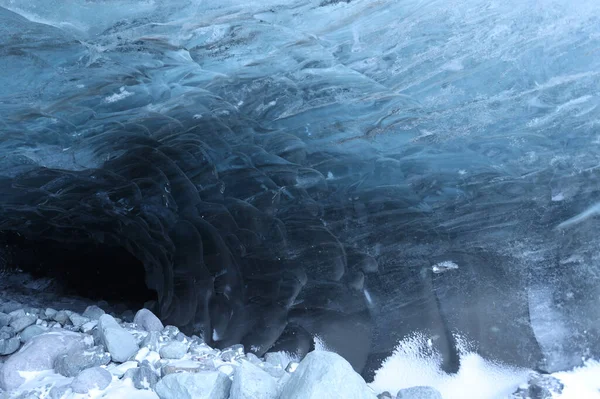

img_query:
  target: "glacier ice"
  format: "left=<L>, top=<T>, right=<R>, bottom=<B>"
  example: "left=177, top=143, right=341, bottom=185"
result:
left=0, top=0, right=600, bottom=380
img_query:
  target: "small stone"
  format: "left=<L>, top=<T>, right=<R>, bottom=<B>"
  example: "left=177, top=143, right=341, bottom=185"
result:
left=124, top=363, right=159, bottom=390
left=378, top=392, right=393, bottom=399
left=162, top=325, right=180, bottom=339
left=10, top=315, right=37, bottom=333
left=107, top=361, right=139, bottom=378
left=0, top=326, right=15, bottom=340
left=49, top=384, right=72, bottom=399
left=396, top=386, right=443, bottom=399
left=44, top=308, right=58, bottom=321
left=19, top=325, right=46, bottom=343
left=69, top=313, right=91, bottom=329
left=161, top=363, right=214, bottom=376
left=0, top=337, right=20, bottom=355
left=71, top=367, right=112, bottom=394
left=155, top=371, right=231, bottom=399
left=141, top=331, right=161, bottom=351
left=0, top=331, right=88, bottom=391
left=8, top=309, right=26, bottom=319
left=54, top=345, right=111, bottom=377
left=230, top=360, right=279, bottom=399
left=98, top=314, right=138, bottom=363
left=53, top=310, right=72, bottom=325
left=0, top=313, right=10, bottom=327
left=512, top=373, right=564, bottom=399
left=220, top=344, right=245, bottom=362
left=278, top=351, right=376, bottom=399
left=134, top=309, right=164, bottom=332
left=159, top=341, right=188, bottom=359
left=81, top=320, right=98, bottom=334
left=82, top=306, right=105, bottom=320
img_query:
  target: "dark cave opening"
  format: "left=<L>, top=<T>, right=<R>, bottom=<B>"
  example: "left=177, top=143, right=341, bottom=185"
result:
left=0, top=230, right=157, bottom=309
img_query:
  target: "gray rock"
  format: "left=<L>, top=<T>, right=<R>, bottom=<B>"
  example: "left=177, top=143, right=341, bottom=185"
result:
left=159, top=341, right=188, bottom=359
left=230, top=360, right=278, bottom=399
left=378, top=392, right=393, bottom=399
left=8, top=309, right=26, bottom=320
left=69, top=313, right=91, bottom=330
left=44, top=308, right=58, bottom=321
left=246, top=353, right=262, bottom=365
left=278, top=351, right=377, bottom=399
left=141, top=331, right=161, bottom=351
left=162, top=326, right=180, bottom=339
left=80, top=320, right=98, bottom=334
left=124, top=363, right=159, bottom=390
left=0, top=313, right=10, bottom=327
left=54, top=345, right=111, bottom=377
left=512, top=373, right=564, bottom=399
left=0, top=337, right=20, bottom=355
left=82, top=306, right=105, bottom=320
left=53, top=311, right=72, bottom=325
left=19, top=325, right=46, bottom=343
left=155, top=371, right=231, bottom=399
left=71, top=367, right=112, bottom=394
left=0, top=331, right=88, bottom=391
left=0, top=326, right=15, bottom=340
left=396, top=386, right=442, bottom=399
left=134, top=309, right=164, bottom=332
left=161, top=363, right=214, bottom=376
left=10, top=315, right=37, bottom=333
left=49, top=384, right=72, bottom=399
left=221, top=344, right=245, bottom=362
left=98, top=314, right=138, bottom=363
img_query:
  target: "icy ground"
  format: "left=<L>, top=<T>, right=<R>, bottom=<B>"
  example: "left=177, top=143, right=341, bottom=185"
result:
left=0, top=274, right=598, bottom=399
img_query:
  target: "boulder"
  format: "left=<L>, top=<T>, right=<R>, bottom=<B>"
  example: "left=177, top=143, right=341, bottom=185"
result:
left=98, top=314, right=138, bottom=363
left=230, top=360, right=278, bottom=399
left=155, top=371, right=231, bottom=399
left=277, top=351, right=377, bottom=399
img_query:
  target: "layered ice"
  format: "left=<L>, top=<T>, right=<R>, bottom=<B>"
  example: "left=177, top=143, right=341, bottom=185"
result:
left=1, top=0, right=600, bottom=389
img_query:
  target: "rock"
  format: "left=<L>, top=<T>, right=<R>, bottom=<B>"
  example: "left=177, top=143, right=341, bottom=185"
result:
left=133, top=309, right=164, bottom=332
left=0, top=313, right=10, bottom=327
left=245, top=353, right=262, bottom=365
left=377, top=392, right=393, bottom=399
left=0, top=331, right=88, bottom=391
left=44, top=308, right=58, bottom=321
left=98, top=314, right=138, bottom=363
left=8, top=309, right=26, bottom=319
left=69, top=313, right=91, bottom=329
left=10, top=315, right=37, bottom=333
left=512, top=373, right=564, bottom=399
left=49, top=384, right=72, bottom=399
left=107, top=361, right=139, bottom=378
left=0, top=326, right=15, bottom=340
left=141, top=331, right=161, bottom=351
left=159, top=341, right=188, bottom=359
left=162, top=325, right=180, bottom=339
left=19, top=325, right=46, bottom=343
left=71, top=367, right=112, bottom=394
left=53, top=310, right=72, bottom=325
left=54, top=345, right=111, bottom=377
left=124, top=362, right=159, bottom=390
left=82, top=306, right=105, bottom=320
left=155, top=371, right=231, bottom=399
left=230, top=360, right=278, bottom=399
left=0, top=337, right=20, bottom=355
left=396, top=386, right=443, bottom=399
left=80, top=320, right=98, bottom=334
left=278, top=351, right=377, bottom=399
left=221, top=344, right=245, bottom=362
left=161, top=362, right=214, bottom=376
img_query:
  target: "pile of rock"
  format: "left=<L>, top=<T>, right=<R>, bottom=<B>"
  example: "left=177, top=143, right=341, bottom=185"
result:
left=0, top=305, right=443, bottom=399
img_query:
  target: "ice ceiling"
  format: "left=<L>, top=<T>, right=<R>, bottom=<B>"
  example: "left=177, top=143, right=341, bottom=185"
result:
left=1, top=0, right=600, bottom=379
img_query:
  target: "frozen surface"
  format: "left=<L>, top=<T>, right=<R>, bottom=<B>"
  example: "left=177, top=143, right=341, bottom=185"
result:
left=1, top=0, right=600, bottom=389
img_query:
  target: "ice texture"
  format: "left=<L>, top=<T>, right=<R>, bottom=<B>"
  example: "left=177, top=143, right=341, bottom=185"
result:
left=0, top=0, right=599, bottom=379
